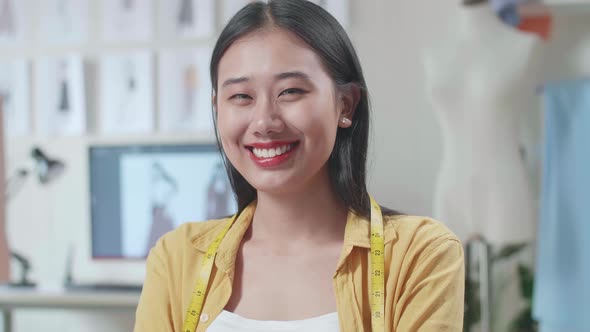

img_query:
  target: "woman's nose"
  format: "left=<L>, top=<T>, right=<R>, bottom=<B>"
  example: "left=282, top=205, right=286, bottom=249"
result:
left=251, top=100, right=285, bottom=136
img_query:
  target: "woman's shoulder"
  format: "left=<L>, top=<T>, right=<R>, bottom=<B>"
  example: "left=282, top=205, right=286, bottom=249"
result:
left=384, top=213, right=462, bottom=250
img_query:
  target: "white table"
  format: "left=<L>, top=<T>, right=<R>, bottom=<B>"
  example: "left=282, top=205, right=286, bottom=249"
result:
left=0, top=286, right=140, bottom=332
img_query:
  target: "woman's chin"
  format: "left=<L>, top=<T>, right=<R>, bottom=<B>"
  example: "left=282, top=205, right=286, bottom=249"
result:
left=247, top=176, right=301, bottom=196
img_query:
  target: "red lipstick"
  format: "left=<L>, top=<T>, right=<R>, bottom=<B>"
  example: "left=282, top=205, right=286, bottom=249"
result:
left=245, top=141, right=299, bottom=168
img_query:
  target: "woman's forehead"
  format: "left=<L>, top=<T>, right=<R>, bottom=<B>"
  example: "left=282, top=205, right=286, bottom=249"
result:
left=217, top=28, right=328, bottom=82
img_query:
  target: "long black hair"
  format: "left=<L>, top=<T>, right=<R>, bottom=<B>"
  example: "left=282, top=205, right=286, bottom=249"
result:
left=210, top=0, right=398, bottom=218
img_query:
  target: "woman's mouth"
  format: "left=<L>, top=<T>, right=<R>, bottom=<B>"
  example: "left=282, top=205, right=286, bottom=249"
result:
left=246, top=141, right=300, bottom=168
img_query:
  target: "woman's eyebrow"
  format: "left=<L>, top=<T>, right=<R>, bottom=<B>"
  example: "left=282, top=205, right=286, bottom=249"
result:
left=221, top=76, right=250, bottom=88
left=221, top=71, right=311, bottom=89
left=274, top=71, right=311, bottom=82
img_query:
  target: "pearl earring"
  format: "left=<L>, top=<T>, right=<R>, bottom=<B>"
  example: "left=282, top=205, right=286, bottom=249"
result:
left=340, top=118, right=351, bottom=127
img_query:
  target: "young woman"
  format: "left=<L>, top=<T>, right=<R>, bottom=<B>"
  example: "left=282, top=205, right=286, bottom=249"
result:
left=134, top=1, right=464, bottom=331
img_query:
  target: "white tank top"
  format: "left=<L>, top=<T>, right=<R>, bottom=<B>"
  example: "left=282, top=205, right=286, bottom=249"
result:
left=206, top=310, right=340, bottom=332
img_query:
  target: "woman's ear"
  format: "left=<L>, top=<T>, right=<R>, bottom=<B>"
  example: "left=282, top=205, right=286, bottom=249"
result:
left=338, top=84, right=360, bottom=126
left=212, top=93, right=217, bottom=112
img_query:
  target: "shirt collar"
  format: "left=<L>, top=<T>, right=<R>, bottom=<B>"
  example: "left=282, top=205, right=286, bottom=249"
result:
left=191, top=201, right=398, bottom=271
left=343, top=210, right=398, bottom=248
left=191, top=201, right=256, bottom=253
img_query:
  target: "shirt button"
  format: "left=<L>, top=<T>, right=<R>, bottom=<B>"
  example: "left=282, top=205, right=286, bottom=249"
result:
left=200, top=313, right=209, bottom=323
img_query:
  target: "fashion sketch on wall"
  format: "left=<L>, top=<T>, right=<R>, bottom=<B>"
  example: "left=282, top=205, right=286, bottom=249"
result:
left=0, top=0, right=15, bottom=36
left=38, top=0, right=89, bottom=44
left=0, top=0, right=29, bottom=47
left=119, top=152, right=235, bottom=258
left=35, top=56, right=86, bottom=136
left=99, top=51, right=154, bottom=134
left=159, top=0, right=214, bottom=39
left=100, top=0, right=153, bottom=42
left=178, top=0, right=194, bottom=28
left=0, top=60, right=30, bottom=137
left=158, top=47, right=213, bottom=134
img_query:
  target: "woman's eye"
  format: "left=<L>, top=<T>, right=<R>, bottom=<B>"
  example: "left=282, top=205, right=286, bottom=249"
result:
left=279, top=88, right=305, bottom=96
left=230, top=93, right=251, bottom=100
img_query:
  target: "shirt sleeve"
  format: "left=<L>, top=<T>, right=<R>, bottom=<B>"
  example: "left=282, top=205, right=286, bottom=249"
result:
left=133, top=241, right=175, bottom=332
left=394, top=237, right=465, bottom=332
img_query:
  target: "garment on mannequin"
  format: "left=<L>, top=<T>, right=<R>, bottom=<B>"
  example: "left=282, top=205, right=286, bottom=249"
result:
left=422, top=3, right=539, bottom=246
left=463, top=0, right=552, bottom=40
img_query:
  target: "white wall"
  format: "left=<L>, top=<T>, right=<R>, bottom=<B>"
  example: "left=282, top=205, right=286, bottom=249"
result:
left=3, top=0, right=590, bottom=331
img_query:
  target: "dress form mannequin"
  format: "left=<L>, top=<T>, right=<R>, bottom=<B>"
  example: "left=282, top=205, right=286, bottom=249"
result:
left=422, top=4, right=540, bottom=331
left=422, top=3, right=539, bottom=246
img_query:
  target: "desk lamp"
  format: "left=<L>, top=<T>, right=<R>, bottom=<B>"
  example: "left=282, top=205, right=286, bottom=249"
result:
left=4, top=147, right=65, bottom=287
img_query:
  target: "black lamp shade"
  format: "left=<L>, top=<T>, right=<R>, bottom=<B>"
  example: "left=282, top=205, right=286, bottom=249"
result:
left=31, top=147, right=65, bottom=185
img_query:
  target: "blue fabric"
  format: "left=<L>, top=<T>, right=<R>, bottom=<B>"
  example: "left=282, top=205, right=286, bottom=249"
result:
left=533, top=79, right=590, bottom=331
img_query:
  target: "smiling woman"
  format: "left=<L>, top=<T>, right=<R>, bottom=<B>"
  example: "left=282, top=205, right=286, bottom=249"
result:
left=215, top=27, right=352, bottom=198
left=133, top=1, right=465, bottom=332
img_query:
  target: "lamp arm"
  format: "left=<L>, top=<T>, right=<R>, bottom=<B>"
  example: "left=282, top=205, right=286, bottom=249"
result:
left=4, top=169, right=29, bottom=202
left=10, top=251, right=34, bottom=287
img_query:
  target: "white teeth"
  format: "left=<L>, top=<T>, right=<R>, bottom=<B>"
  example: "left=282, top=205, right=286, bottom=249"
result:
left=252, top=144, right=295, bottom=158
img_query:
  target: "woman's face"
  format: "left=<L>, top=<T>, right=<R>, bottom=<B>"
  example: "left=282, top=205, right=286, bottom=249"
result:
left=215, top=28, right=353, bottom=195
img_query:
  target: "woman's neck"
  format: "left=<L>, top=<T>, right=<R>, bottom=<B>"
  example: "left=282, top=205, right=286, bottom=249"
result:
left=249, top=167, right=348, bottom=250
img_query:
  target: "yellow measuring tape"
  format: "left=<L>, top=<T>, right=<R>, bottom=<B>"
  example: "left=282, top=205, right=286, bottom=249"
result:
left=182, top=196, right=385, bottom=332
left=369, top=196, right=386, bottom=332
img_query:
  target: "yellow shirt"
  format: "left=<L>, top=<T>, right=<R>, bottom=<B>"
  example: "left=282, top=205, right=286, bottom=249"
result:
left=134, top=202, right=464, bottom=332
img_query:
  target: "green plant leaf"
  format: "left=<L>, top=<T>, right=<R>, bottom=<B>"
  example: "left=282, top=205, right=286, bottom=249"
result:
left=464, top=275, right=481, bottom=328
left=509, top=307, right=538, bottom=332
left=518, top=264, right=535, bottom=300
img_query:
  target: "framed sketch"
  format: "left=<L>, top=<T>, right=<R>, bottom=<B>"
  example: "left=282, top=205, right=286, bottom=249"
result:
left=0, top=0, right=32, bottom=47
left=0, top=59, right=30, bottom=137
left=158, top=0, right=215, bottom=40
left=35, top=55, right=86, bottom=136
left=99, top=51, right=154, bottom=134
left=100, top=0, right=153, bottom=43
left=158, top=47, right=213, bottom=134
left=38, top=0, right=90, bottom=45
